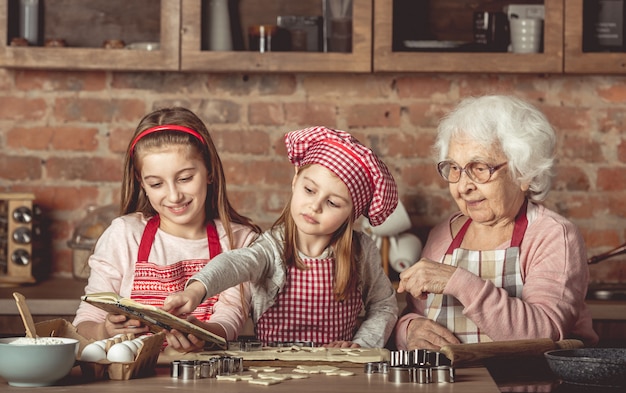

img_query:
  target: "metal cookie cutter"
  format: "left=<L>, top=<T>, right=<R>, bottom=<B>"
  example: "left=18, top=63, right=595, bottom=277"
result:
left=386, top=350, right=455, bottom=384
left=364, top=361, right=389, bottom=374
left=171, top=356, right=244, bottom=380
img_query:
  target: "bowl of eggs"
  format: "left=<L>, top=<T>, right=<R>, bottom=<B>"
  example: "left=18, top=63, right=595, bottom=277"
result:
left=0, top=336, right=79, bottom=387
left=78, top=332, right=165, bottom=380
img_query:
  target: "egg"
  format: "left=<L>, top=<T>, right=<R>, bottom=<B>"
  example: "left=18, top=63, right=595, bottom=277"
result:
left=107, top=342, right=135, bottom=363
left=80, top=342, right=107, bottom=362
left=120, top=340, right=139, bottom=354
left=92, top=340, right=107, bottom=350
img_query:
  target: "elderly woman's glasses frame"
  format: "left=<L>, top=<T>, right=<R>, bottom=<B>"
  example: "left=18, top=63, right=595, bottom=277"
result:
left=437, top=160, right=508, bottom=184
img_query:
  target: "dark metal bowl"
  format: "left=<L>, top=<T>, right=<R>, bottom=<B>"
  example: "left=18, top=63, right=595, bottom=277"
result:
left=544, top=348, right=626, bottom=387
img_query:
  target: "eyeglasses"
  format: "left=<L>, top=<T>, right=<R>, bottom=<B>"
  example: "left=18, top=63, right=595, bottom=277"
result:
left=437, top=160, right=508, bottom=184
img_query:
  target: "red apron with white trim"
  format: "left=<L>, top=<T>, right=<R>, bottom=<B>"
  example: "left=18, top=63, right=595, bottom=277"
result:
left=130, top=215, right=221, bottom=323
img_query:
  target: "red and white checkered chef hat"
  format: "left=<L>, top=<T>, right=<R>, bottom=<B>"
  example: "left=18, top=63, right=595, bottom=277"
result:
left=285, top=126, right=398, bottom=226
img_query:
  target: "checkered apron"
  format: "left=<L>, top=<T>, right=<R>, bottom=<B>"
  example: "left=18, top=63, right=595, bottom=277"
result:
left=255, top=256, right=363, bottom=346
left=426, top=201, right=528, bottom=343
left=130, top=215, right=221, bottom=323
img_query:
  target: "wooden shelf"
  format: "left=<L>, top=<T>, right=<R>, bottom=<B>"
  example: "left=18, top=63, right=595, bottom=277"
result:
left=0, top=0, right=180, bottom=71
left=180, top=0, right=372, bottom=73
left=564, top=0, right=626, bottom=74
left=373, top=0, right=564, bottom=73
left=0, top=0, right=622, bottom=75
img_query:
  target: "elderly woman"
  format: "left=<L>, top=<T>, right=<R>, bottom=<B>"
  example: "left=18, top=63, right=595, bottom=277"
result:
left=394, top=95, right=598, bottom=350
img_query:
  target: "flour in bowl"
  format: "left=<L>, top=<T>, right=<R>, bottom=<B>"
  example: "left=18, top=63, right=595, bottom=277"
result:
left=9, top=337, right=66, bottom=345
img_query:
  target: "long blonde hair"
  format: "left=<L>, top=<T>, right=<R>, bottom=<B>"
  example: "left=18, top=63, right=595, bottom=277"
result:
left=271, top=166, right=361, bottom=301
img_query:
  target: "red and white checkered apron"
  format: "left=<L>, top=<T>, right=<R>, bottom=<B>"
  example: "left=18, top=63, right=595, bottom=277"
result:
left=426, top=201, right=528, bottom=343
left=130, top=215, right=221, bottom=323
left=256, top=256, right=363, bottom=346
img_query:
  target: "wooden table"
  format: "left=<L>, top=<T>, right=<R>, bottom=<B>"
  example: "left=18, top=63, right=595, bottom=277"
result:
left=0, top=364, right=501, bottom=392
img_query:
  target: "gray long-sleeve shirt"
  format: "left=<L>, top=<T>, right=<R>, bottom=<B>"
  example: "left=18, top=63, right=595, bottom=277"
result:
left=192, top=228, right=398, bottom=348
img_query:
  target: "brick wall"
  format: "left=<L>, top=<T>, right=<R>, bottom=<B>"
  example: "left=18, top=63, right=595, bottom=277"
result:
left=1, top=68, right=625, bottom=284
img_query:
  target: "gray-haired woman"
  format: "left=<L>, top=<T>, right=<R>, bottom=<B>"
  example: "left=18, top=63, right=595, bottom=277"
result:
left=394, top=95, right=598, bottom=350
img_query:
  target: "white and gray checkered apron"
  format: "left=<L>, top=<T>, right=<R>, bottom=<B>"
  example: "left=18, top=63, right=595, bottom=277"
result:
left=426, top=201, right=528, bottom=343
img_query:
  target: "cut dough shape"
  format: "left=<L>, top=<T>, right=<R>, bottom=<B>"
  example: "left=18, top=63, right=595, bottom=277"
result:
left=216, top=375, right=252, bottom=381
left=293, top=365, right=340, bottom=374
left=249, top=378, right=282, bottom=385
left=325, top=369, right=356, bottom=376
left=249, top=366, right=281, bottom=372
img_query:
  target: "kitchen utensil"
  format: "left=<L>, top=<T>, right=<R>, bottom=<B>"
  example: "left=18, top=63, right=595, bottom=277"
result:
left=440, top=338, right=584, bottom=367
left=13, top=291, right=37, bottom=338
left=588, top=242, right=626, bottom=264
left=544, top=348, right=626, bottom=387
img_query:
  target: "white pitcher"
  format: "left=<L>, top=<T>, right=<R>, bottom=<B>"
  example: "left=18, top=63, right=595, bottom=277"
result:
left=206, top=0, right=233, bottom=51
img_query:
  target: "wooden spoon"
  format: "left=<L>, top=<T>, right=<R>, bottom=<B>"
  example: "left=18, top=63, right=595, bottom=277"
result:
left=13, top=292, right=38, bottom=338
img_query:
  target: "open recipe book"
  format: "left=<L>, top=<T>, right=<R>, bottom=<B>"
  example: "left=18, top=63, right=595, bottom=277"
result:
left=80, top=292, right=227, bottom=349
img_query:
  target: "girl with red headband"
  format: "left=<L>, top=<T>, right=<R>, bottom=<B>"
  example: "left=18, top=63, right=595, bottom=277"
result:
left=164, top=126, right=399, bottom=348
left=73, top=107, right=260, bottom=352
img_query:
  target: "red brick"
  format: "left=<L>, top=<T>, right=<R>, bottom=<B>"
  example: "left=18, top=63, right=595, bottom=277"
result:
left=597, top=168, right=626, bottom=192
left=557, top=133, right=603, bottom=163
left=214, top=129, right=271, bottom=155
left=301, top=74, right=394, bottom=99
left=15, top=70, right=107, bottom=91
left=224, top=159, right=292, bottom=187
left=396, top=76, right=453, bottom=99
left=553, top=166, right=591, bottom=192
left=53, top=97, right=146, bottom=123
left=284, top=102, right=337, bottom=127
left=249, top=103, right=285, bottom=125
left=346, top=103, right=401, bottom=128
left=597, top=82, right=626, bottom=103
left=7, top=126, right=99, bottom=151
left=109, top=126, right=135, bottom=153
left=0, top=97, right=46, bottom=120
left=196, top=100, right=242, bottom=124
left=208, top=74, right=297, bottom=95
left=45, top=157, right=124, bottom=182
left=406, top=102, right=453, bottom=128
left=0, top=156, right=42, bottom=180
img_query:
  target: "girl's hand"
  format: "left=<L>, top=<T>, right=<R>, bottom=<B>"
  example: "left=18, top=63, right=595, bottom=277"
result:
left=323, top=340, right=360, bottom=348
left=165, top=326, right=205, bottom=353
left=104, top=313, right=150, bottom=337
left=162, top=281, right=206, bottom=316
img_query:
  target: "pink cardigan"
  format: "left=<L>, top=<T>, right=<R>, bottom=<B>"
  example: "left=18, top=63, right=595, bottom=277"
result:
left=394, top=202, right=599, bottom=349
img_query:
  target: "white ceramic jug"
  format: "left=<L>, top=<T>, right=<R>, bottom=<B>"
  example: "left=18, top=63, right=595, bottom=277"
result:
left=206, top=0, right=233, bottom=51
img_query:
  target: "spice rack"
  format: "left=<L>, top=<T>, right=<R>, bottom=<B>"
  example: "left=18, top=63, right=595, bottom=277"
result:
left=0, top=193, right=37, bottom=285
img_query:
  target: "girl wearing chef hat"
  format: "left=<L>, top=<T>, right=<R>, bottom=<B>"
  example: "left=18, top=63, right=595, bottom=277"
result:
left=165, top=126, right=399, bottom=348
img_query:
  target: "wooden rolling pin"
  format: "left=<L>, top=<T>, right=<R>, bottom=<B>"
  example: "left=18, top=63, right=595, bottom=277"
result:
left=439, top=338, right=584, bottom=367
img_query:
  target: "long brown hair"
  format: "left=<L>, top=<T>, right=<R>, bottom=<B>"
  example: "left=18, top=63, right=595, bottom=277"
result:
left=271, top=166, right=361, bottom=301
left=121, top=107, right=260, bottom=249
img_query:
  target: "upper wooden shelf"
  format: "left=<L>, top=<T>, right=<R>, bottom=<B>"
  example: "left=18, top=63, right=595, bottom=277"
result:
left=373, top=0, right=564, bottom=74
left=179, top=0, right=372, bottom=73
left=564, top=0, right=626, bottom=74
left=0, top=0, right=180, bottom=71
left=1, top=0, right=625, bottom=75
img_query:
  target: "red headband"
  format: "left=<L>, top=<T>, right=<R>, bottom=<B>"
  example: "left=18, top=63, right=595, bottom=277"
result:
left=129, top=125, right=205, bottom=155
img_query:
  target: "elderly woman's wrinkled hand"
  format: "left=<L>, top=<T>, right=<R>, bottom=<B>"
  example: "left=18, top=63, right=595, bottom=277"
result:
left=397, top=259, right=456, bottom=299
left=405, top=317, right=460, bottom=350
